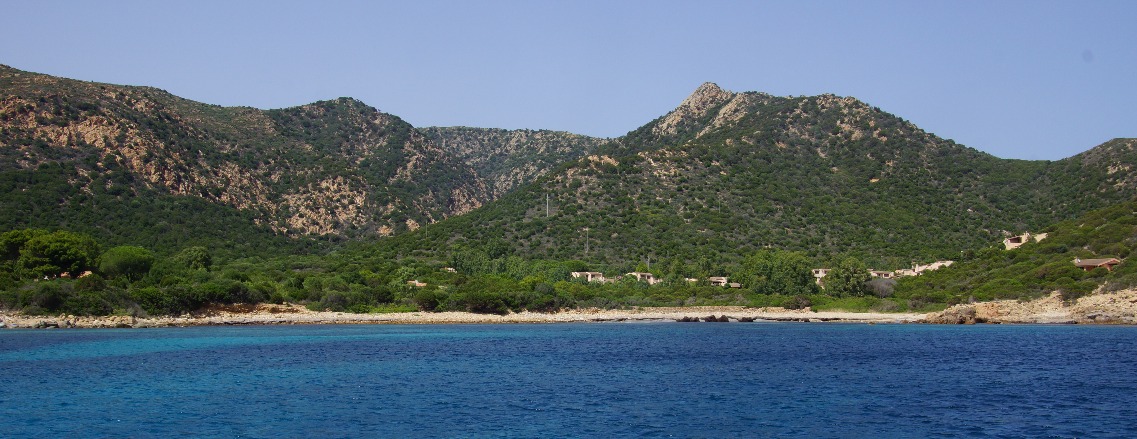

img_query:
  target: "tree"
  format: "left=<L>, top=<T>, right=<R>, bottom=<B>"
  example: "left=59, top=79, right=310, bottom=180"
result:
left=18, top=231, right=100, bottom=278
left=0, top=228, right=49, bottom=262
left=737, top=250, right=818, bottom=296
left=175, top=246, right=212, bottom=270
left=99, top=246, right=156, bottom=281
left=825, top=256, right=872, bottom=297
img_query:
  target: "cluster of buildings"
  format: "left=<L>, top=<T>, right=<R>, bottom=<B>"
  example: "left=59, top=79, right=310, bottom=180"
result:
left=417, top=230, right=1123, bottom=291
left=570, top=272, right=742, bottom=288
left=810, top=260, right=955, bottom=285
left=572, top=259, right=963, bottom=290
left=1005, top=231, right=1122, bottom=271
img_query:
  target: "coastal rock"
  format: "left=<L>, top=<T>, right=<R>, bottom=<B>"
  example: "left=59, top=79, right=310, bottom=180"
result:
left=925, top=290, right=1137, bottom=324
left=926, top=306, right=979, bottom=324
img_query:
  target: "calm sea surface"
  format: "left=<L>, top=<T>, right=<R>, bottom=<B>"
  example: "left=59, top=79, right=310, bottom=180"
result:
left=2, top=323, right=1135, bottom=438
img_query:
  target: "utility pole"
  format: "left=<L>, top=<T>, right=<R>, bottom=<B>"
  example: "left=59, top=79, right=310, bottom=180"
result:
left=546, top=193, right=550, bottom=218
left=583, top=227, right=589, bottom=257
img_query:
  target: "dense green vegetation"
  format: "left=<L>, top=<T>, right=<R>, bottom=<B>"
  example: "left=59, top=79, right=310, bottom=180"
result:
left=6, top=197, right=1137, bottom=317
left=0, top=225, right=932, bottom=317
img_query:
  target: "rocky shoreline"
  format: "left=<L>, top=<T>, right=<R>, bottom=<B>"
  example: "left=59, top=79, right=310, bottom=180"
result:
left=924, top=289, right=1137, bottom=325
left=3, top=290, right=1136, bottom=329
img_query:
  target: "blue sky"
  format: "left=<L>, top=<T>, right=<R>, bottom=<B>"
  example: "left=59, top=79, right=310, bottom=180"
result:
left=3, top=0, right=1133, bottom=160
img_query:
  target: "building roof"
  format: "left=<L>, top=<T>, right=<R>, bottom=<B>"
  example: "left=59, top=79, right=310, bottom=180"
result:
left=1074, top=257, right=1121, bottom=268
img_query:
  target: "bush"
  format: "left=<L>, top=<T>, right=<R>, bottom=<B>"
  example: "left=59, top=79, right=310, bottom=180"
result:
left=28, top=281, right=68, bottom=311
left=867, top=278, right=896, bottom=298
left=412, top=289, right=446, bottom=311
left=75, top=274, right=108, bottom=292
left=785, top=295, right=812, bottom=310
left=460, top=291, right=510, bottom=315
left=131, top=286, right=176, bottom=315
left=62, top=291, right=114, bottom=316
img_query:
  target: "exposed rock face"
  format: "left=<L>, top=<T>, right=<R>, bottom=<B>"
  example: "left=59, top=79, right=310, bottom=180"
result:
left=421, top=126, right=606, bottom=197
left=0, top=65, right=490, bottom=238
left=653, top=82, right=736, bottom=137
left=925, top=290, right=1137, bottom=324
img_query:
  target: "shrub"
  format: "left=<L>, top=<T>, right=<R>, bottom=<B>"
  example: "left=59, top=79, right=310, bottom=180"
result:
left=412, top=289, right=446, bottom=311
left=62, top=291, right=114, bottom=316
left=460, top=291, right=511, bottom=315
left=785, top=295, right=812, bottom=310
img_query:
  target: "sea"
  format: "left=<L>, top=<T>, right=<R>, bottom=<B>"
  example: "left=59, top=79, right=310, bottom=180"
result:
left=1, top=322, right=1135, bottom=438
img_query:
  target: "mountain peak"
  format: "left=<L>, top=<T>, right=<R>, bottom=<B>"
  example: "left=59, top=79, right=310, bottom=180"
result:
left=681, top=82, right=731, bottom=108
left=690, top=81, right=725, bottom=97
left=652, top=82, right=736, bottom=137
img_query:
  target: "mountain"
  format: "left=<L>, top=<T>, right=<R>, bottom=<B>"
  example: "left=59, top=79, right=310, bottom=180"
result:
left=4, top=66, right=1135, bottom=269
left=382, top=83, right=1137, bottom=270
left=421, top=127, right=606, bottom=197
left=0, top=65, right=490, bottom=252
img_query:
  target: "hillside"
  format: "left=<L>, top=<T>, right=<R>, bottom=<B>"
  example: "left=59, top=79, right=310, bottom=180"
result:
left=901, top=199, right=1137, bottom=304
left=421, top=127, right=606, bottom=197
left=382, top=83, right=1137, bottom=271
left=0, top=65, right=489, bottom=252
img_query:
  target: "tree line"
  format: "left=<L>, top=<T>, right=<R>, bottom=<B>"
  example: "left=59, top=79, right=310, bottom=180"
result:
left=0, top=227, right=916, bottom=317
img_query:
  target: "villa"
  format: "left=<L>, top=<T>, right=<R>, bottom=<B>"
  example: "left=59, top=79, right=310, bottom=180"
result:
left=626, top=272, right=661, bottom=285
left=1073, top=257, right=1121, bottom=272
left=1004, top=232, right=1048, bottom=250
left=707, top=276, right=729, bottom=287
left=571, top=271, right=607, bottom=283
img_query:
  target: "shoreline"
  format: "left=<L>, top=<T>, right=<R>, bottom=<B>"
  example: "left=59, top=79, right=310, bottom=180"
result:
left=0, top=305, right=923, bottom=329
left=4, top=289, right=1137, bottom=329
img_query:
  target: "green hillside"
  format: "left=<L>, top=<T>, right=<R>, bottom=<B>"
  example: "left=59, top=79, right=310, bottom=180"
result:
left=899, top=200, right=1137, bottom=304
left=381, top=84, right=1136, bottom=272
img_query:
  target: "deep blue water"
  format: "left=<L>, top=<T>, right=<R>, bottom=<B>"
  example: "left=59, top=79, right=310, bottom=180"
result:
left=2, top=323, right=1136, bottom=438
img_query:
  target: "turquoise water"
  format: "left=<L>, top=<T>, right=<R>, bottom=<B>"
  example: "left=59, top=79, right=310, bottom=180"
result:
left=2, top=323, right=1136, bottom=438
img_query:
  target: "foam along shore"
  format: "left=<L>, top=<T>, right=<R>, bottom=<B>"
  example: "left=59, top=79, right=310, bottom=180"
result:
left=0, top=305, right=923, bottom=329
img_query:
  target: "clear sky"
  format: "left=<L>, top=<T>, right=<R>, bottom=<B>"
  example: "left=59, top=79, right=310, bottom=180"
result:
left=3, top=0, right=1134, bottom=160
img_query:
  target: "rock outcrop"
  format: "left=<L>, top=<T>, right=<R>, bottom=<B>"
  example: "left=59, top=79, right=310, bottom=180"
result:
left=925, top=290, right=1137, bottom=324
